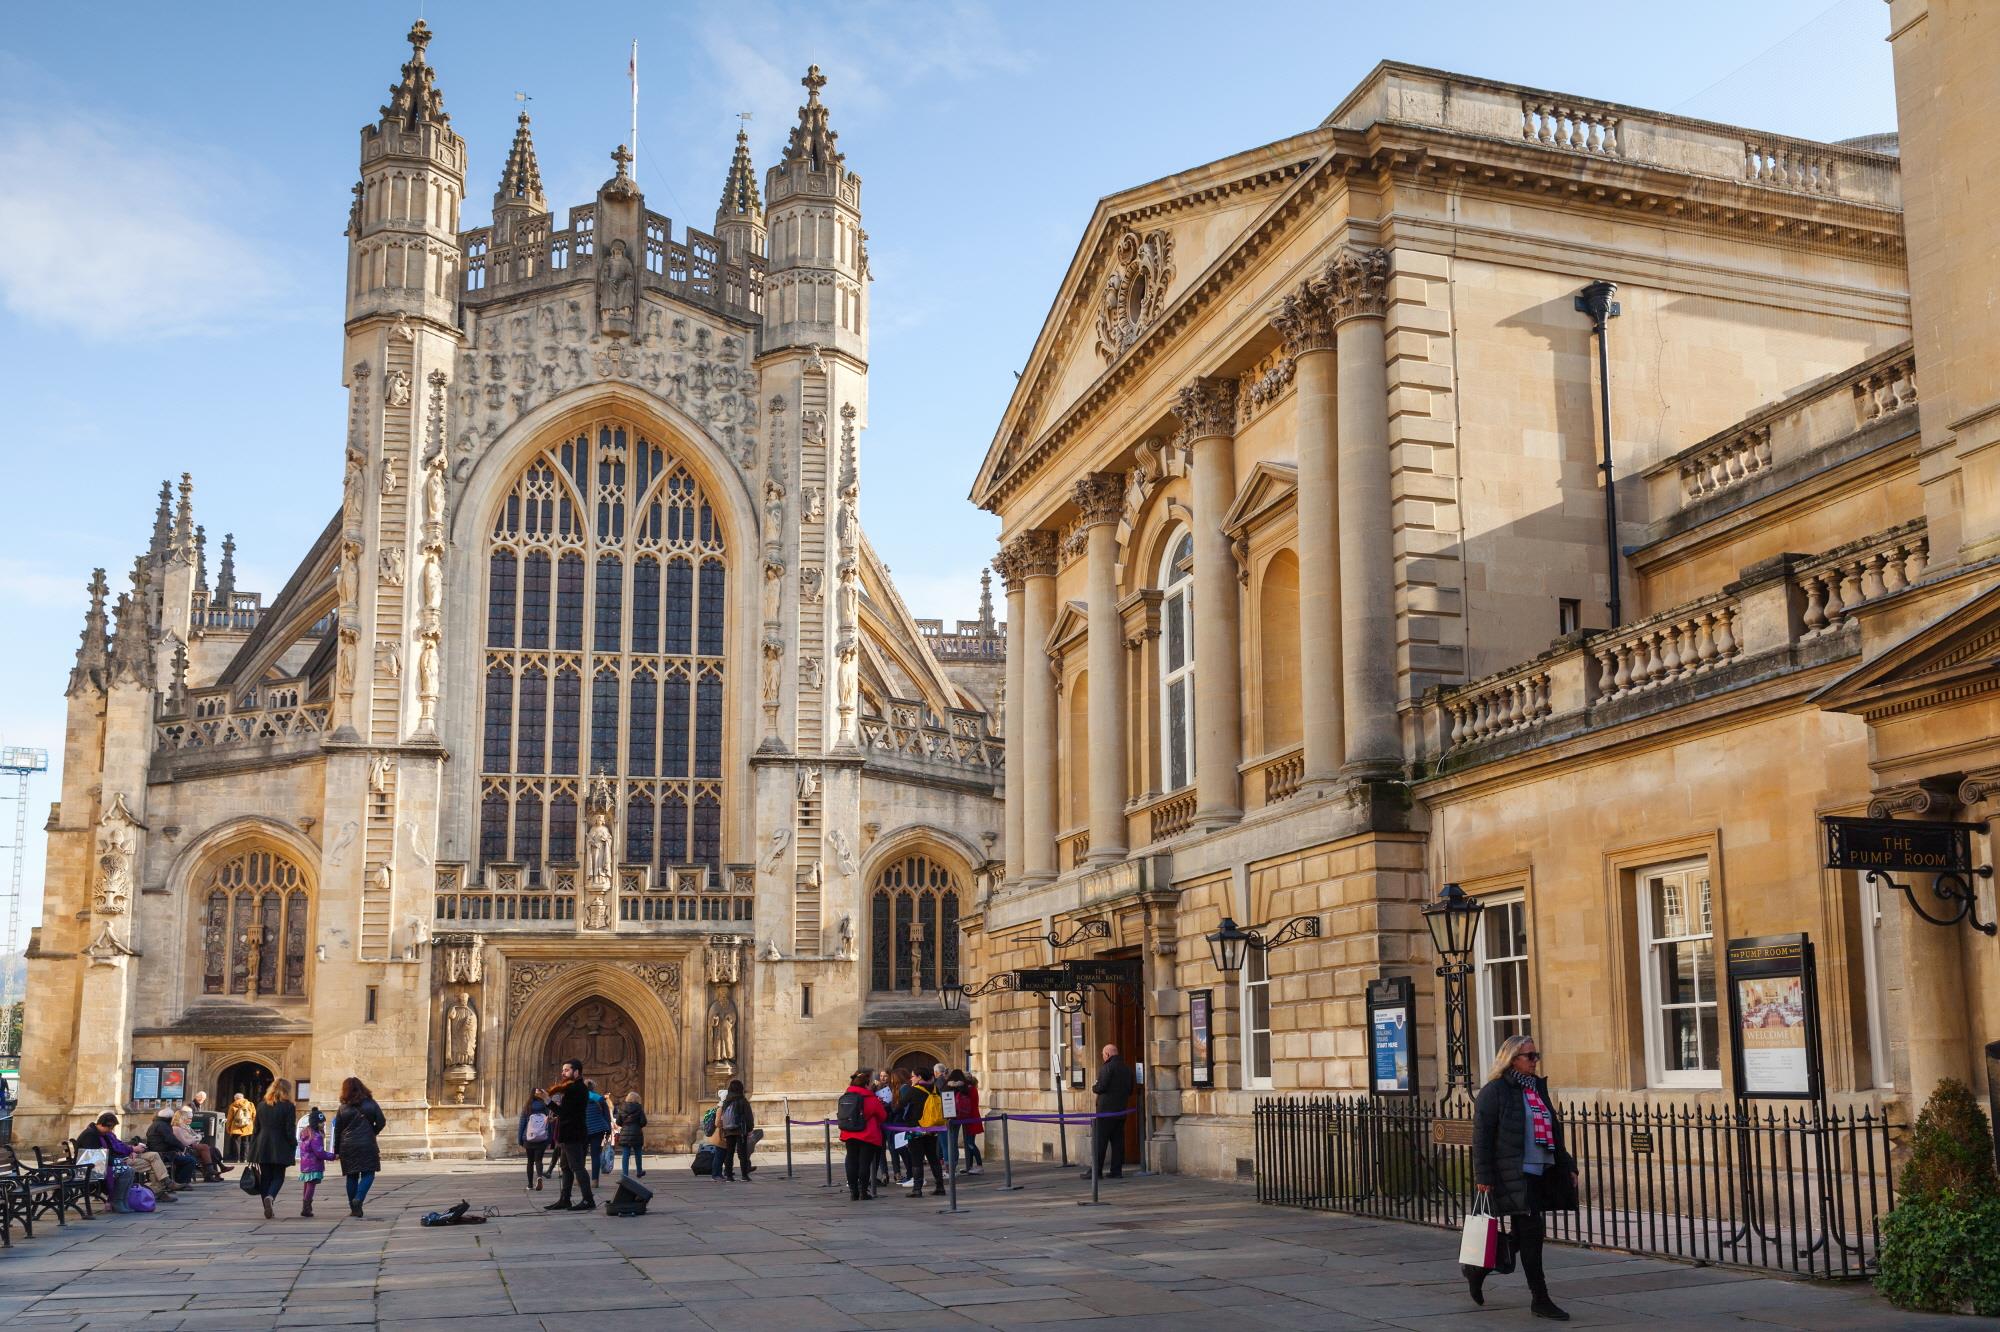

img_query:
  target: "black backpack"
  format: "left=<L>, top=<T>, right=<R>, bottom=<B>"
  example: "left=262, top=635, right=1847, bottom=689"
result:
left=836, top=1090, right=868, bottom=1133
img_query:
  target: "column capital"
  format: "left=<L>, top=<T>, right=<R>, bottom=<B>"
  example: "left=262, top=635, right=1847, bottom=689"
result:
left=994, top=529, right=1059, bottom=588
left=1072, top=471, right=1126, bottom=530
left=1327, top=244, right=1391, bottom=324
left=1172, top=375, right=1240, bottom=446
left=1271, top=273, right=1340, bottom=357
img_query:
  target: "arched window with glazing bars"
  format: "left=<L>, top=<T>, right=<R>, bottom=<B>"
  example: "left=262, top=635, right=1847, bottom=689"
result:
left=199, top=849, right=311, bottom=998
left=481, top=422, right=728, bottom=884
left=868, top=853, right=962, bottom=993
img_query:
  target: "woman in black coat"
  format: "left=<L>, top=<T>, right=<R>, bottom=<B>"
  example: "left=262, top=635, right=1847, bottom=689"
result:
left=333, top=1076, right=388, bottom=1218
left=248, top=1079, right=298, bottom=1220
left=1469, top=1035, right=1577, bottom=1320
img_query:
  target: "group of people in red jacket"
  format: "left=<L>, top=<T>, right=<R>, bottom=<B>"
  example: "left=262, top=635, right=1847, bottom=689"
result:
left=834, top=1065, right=982, bottom=1201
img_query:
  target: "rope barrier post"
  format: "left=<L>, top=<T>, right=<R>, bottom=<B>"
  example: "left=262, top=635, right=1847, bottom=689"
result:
left=822, top=1120, right=834, bottom=1188
left=943, top=1124, right=960, bottom=1214
left=1082, top=1114, right=1102, bottom=1207
left=785, top=1117, right=794, bottom=1180
left=1000, top=1113, right=1018, bottom=1191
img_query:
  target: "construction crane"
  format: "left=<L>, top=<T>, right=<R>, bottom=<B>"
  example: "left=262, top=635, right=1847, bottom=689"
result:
left=0, top=745, right=48, bottom=1015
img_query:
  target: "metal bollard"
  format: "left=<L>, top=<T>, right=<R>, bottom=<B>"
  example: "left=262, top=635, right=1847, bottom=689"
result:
left=943, top=1125, right=960, bottom=1213
left=821, top=1120, right=834, bottom=1188
left=1000, top=1114, right=1019, bottom=1191
left=1078, top=1113, right=1104, bottom=1207
left=785, top=1118, right=795, bottom=1180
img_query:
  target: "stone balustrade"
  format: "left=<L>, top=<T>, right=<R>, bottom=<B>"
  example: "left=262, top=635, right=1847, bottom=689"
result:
left=1058, top=826, right=1091, bottom=870
left=1445, top=664, right=1556, bottom=747
left=1592, top=595, right=1742, bottom=701
left=1797, top=521, right=1930, bottom=639
left=1254, top=747, right=1305, bottom=805
left=432, top=861, right=753, bottom=930
left=156, top=684, right=330, bottom=757
left=1429, top=518, right=1932, bottom=758
left=1646, top=342, right=1919, bottom=519
left=858, top=700, right=1004, bottom=784
left=1329, top=66, right=1899, bottom=208
left=460, top=205, right=764, bottom=322
left=1141, top=787, right=1198, bottom=842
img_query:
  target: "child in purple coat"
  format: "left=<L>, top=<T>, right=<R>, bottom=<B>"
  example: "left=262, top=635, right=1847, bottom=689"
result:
left=297, top=1108, right=330, bottom=1219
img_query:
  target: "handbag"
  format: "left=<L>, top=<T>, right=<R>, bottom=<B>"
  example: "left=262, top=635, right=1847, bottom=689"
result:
left=1458, top=1196, right=1503, bottom=1269
left=238, top=1163, right=263, bottom=1194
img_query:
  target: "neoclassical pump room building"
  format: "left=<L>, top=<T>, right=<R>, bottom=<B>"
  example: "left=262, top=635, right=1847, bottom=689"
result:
left=964, top=1, right=2000, bottom=1180
left=17, top=24, right=1004, bottom=1154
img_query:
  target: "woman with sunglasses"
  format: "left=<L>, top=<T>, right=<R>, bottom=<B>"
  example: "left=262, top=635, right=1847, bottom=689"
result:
left=1469, top=1034, right=1577, bottom=1319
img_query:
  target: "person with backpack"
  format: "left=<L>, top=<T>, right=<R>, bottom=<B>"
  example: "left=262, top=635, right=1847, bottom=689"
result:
left=946, top=1069, right=984, bottom=1176
left=882, top=1069, right=911, bottom=1184
left=616, top=1092, right=648, bottom=1177
left=836, top=1069, right=889, bottom=1201
left=898, top=1069, right=946, bottom=1197
left=711, top=1079, right=754, bottom=1183
left=225, top=1092, right=256, bottom=1162
left=297, top=1108, right=329, bottom=1219
left=584, top=1079, right=612, bottom=1183
left=333, top=1077, right=387, bottom=1218
left=249, top=1079, right=298, bottom=1220
left=871, top=1070, right=896, bottom=1189
left=517, top=1089, right=552, bottom=1191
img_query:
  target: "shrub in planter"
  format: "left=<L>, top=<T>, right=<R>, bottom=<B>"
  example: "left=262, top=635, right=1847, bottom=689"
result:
left=1876, top=1079, right=2000, bottom=1316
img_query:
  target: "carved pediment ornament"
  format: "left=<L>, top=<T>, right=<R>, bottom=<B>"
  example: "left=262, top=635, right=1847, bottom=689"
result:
left=1094, top=228, right=1175, bottom=363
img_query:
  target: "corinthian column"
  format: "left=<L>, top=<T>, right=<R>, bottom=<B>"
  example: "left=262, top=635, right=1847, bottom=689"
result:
left=993, top=545, right=1028, bottom=886
left=1075, top=472, right=1129, bottom=863
left=1172, top=376, right=1244, bottom=826
left=1271, top=272, right=1344, bottom=788
left=1330, top=246, right=1399, bottom=778
left=1007, top=530, right=1061, bottom=882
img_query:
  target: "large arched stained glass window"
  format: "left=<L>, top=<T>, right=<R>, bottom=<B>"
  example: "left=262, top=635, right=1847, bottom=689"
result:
left=868, top=854, right=962, bottom=994
left=199, top=849, right=311, bottom=998
left=482, top=421, right=728, bottom=884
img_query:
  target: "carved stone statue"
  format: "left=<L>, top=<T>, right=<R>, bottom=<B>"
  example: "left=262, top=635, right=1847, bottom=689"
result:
left=585, top=808, right=615, bottom=893
left=95, top=812, right=136, bottom=915
left=760, top=636, right=783, bottom=705
left=369, top=754, right=394, bottom=794
left=337, top=540, right=361, bottom=612
left=379, top=546, right=406, bottom=586
left=836, top=913, right=855, bottom=960
left=707, top=995, right=739, bottom=1065
left=376, top=638, right=402, bottom=678
left=242, top=924, right=263, bottom=1000
left=584, top=888, right=611, bottom=930
left=415, top=635, right=441, bottom=729
left=445, top=990, right=478, bottom=1070
left=418, top=551, right=443, bottom=620
left=800, top=655, right=823, bottom=690
left=796, top=766, right=822, bottom=801
left=762, top=559, right=784, bottom=626
left=342, top=450, right=367, bottom=537
left=828, top=828, right=858, bottom=877
left=601, top=239, right=637, bottom=332
left=759, top=827, right=791, bottom=873
left=422, top=456, right=448, bottom=529
left=764, top=479, right=785, bottom=545
left=381, top=456, right=400, bottom=495
left=835, top=635, right=859, bottom=744
left=386, top=369, right=413, bottom=408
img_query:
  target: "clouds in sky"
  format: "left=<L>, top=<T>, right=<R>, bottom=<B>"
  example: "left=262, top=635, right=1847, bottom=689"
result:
left=0, top=59, right=297, bottom=339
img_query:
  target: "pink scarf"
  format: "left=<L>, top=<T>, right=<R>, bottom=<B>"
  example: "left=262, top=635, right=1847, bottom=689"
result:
left=1520, top=1081, right=1554, bottom=1148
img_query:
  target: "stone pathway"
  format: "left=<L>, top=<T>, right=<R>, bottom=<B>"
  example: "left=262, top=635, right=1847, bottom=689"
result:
left=0, top=1154, right=1961, bottom=1329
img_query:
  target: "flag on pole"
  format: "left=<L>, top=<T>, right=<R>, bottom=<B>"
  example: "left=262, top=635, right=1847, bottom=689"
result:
left=628, top=39, right=639, bottom=185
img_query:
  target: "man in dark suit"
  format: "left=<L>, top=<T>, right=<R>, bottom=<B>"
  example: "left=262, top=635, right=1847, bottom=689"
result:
left=1086, top=1044, right=1136, bottom=1180
left=544, top=1058, right=596, bottom=1211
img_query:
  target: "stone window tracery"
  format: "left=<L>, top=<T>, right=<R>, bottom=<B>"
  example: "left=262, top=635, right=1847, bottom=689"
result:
left=1159, top=528, right=1196, bottom=791
left=482, top=421, right=727, bottom=884
left=868, top=853, right=962, bottom=993
left=198, top=848, right=311, bottom=999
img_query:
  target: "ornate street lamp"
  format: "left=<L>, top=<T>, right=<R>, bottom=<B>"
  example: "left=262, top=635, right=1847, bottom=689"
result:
left=1203, top=915, right=1323, bottom=975
left=939, top=973, right=1018, bottom=1012
left=1422, top=883, right=1484, bottom=1092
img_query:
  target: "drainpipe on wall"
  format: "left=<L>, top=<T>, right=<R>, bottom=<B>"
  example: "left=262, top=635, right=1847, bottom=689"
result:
left=1576, top=280, right=1624, bottom=628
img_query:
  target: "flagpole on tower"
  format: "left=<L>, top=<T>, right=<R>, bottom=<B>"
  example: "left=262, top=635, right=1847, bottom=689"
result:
left=628, top=38, right=640, bottom=185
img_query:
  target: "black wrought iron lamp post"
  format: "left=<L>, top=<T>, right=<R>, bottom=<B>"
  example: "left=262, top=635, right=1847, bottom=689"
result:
left=1421, top=882, right=1483, bottom=1093
left=1202, top=915, right=1323, bottom=974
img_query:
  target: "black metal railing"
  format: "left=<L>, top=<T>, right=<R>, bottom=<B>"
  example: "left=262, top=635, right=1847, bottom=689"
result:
left=1255, top=1095, right=1897, bottom=1279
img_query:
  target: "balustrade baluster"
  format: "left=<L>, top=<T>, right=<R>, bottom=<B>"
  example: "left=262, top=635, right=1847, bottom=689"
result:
left=1905, top=536, right=1928, bottom=583
left=1860, top=552, right=1886, bottom=602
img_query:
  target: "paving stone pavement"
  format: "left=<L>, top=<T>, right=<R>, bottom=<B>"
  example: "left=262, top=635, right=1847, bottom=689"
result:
left=0, top=1154, right=1963, bottom=1330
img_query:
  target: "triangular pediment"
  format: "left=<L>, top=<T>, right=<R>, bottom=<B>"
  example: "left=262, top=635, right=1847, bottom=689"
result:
left=1045, top=599, right=1090, bottom=657
left=1815, top=581, right=2000, bottom=718
left=969, top=132, right=1328, bottom=512
left=1221, top=461, right=1299, bottom=539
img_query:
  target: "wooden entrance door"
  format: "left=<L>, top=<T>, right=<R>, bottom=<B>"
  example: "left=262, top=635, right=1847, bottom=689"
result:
left=543, top=997, right=645, bottom=1102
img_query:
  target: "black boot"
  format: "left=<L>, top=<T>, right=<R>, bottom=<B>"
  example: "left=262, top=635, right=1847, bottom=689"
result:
left=1461, top=1264, right=1486, bottom=1306
left=1530, top=1294, right=1569, bottom=1321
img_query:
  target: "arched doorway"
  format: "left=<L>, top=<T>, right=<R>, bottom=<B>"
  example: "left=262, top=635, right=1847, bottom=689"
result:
left=214, top=1059, right=272, bottom=1105
left=543, top=997, right=645, bottom=1101
left=892, top=1048, right=941, bottom=1078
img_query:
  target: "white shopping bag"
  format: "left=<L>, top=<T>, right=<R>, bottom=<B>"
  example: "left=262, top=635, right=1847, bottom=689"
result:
left=1458, top=1197, right=1501, bottom=1268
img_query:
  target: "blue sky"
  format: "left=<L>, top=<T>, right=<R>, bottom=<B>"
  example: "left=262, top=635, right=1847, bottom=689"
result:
left=0, top=0, right=1898, bottom=927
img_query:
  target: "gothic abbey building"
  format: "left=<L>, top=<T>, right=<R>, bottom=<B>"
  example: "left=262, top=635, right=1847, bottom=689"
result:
left=19, top=24, right=1003, bottom=1155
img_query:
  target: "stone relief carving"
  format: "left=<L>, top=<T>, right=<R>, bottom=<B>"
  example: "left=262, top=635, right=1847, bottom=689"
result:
left=453, top=297, right=761, bottom=475
left=508, top=959, right=579, bottom=1020
left=799, top=566, right=823, bottom=603
left=85, top=920, right=139, bottom=967
left=828, top=828, right=857, bottom=877
left=437, top=932, right=482, bottom=985
left=626, top=962, right=682, bottom=1027
left=1095, top=228, right=1176, bottom=361
left=376, top=638, right=402, bottom=679
left=379, top=546, right=406, bottom=587
left=759, top=827, right=791, bottom=873
left=836, top=913, right=855, bottom=960
left=800, top=655, right=823, bottom=690
left=795, top=766, right=822, bottom=802
left=381, top=456, right=400, bottom=496
left=326, top=819, right=359, bottom=867
left=369, top=755, right=394, bottom=794
left=94, top=793, right=141, bottom=915
left=386, top=368, right=413, bottom=408
left=706, top=935, right=742, bottom=986
left=802, top=486, right=825, bottom=525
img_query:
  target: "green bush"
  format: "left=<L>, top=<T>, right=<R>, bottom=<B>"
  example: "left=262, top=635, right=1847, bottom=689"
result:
left=1875, top=1192, right=2000, bottom=1316
left=1877, top=1079, right=2000, bottom=1315
left=1900, top=1079, right=1997, bottom=1205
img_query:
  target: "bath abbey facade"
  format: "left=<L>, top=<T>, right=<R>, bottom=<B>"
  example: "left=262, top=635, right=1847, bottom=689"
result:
left=17, top=23, right=1003, bottom=1155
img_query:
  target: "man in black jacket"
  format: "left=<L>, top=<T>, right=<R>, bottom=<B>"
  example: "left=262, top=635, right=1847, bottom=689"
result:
left=1087, top=1044, right=1135, bottom=1180
left=543, top=1058, right=596, bottom=1211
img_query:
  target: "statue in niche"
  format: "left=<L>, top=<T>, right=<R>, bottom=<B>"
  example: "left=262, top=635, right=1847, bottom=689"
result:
left=342, top=450, right=366, bottom=536
left=764, top=480, right=785, bottom=545
left=445, top=990, right=478, bottom=1071
left=381, top=456, right=400, bottom=496
left=386, top=369, right=413, bottom=408
left=415, top=636, right=440, bottom=728
left=802, top=487, right=825, bottom=525
left=379, top=546, right=405, bottom=586
left=796, top=767, right=822, bottom=802
left=418, top=550, right=443, bottom=621
left=601, top=239, right=636, bottom=326
left=800, top=655, right=822, bottom=690
left=376, top=639, right=402, bottom=679
left=369, top=755, right=394, bottom=794
left=800, top=566, right=823, bottom=603
left=836, top=637, right=859, bottom=743
left=707, top=994, right=738, bottom=1065
left=337, top=541, right=361, bottom=612
left=762, top=559, right=784, bottom=626
left=836, top=914, right=855, bottom=960
left=422, top=454, right=448, bottom=529
left=760, top=636, right=784, bottom=705
left=242, top=922, right=263, bottom=1000
left=585, top=807, right=615, bottom=894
